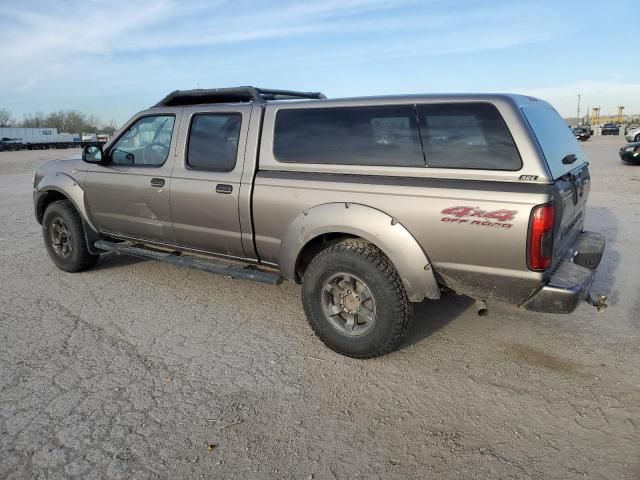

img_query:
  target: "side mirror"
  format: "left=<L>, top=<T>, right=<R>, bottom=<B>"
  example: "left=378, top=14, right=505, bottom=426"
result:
left=82, top=145, right=103, bottom=164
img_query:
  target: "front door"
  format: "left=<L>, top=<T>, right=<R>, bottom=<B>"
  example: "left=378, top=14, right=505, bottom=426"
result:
left=84, top=110, right=181, bottom=244
left=170, top=105, right=251, bottom=258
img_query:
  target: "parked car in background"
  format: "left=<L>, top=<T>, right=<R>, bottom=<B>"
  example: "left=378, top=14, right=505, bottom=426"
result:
left=624, top=127, right=640, bottom=143
left=573, top=127, right=591, bottom=141
left=0, top=138, right=21, bottom=151
left=601, top=123, right=620, bottom=135
left=620, top=142, right=640, bottom=164
left=624, top=123, right=640, bottom=135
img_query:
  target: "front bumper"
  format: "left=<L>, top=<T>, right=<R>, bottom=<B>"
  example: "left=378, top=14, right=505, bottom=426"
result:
left=523, top=231, right=605, bottom=314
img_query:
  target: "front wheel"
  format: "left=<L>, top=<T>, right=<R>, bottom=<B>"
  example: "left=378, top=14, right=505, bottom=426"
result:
left=301, top=239, right=412, bottom=358
left=635, top=134, right=640, bottom=142
left=42, top=200, right=99, bottom=272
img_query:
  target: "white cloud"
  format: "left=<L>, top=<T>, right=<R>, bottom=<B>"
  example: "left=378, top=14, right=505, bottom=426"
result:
left=0, top=0, right=561, bottom=93
left=3, top=0, right=632, bottom=124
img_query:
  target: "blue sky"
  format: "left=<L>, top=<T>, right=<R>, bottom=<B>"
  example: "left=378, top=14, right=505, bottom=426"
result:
left=0, top=0, right=637, bottom=126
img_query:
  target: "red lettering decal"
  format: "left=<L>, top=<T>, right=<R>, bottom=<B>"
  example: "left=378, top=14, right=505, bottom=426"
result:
left=441, top=206, right=474, bottom=218
left=484, top=209, right=517, bottom=222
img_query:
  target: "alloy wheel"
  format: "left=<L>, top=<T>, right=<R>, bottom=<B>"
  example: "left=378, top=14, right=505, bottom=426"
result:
left=49, top=218, right=73, bottom=258
left=321, top=272, right=377, bottom=336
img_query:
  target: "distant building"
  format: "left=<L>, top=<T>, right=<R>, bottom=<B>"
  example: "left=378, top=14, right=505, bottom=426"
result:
left=565, top=114, right=639, bottom=126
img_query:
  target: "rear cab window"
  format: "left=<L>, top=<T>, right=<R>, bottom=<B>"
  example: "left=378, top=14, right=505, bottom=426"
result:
left=521, top=105, right=587, bottom=179
left=186, top=114, right=242, bottom=172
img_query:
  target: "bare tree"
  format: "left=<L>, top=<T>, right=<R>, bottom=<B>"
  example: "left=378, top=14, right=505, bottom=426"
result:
left=64, top=111, right=89, bottom=133
left=21, top=112, right=46, bottom=128
left=101, top=118, right=119, bottom=135
left=46, top=111, right=66, bottom=131
left=85, top=114, right=101, bottom=133
left=18, top=109, right=110, bottom=133
left=0, top=109, right=14, bottom=127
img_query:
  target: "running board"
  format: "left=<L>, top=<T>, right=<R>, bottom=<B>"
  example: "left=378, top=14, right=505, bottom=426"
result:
left=94, top=240, right=282, bottom=285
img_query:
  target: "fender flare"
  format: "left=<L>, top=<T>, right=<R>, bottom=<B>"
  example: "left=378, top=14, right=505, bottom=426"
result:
left=279, top=202, right=440, bottom=302
left=36, top=172, right=99, bottom=234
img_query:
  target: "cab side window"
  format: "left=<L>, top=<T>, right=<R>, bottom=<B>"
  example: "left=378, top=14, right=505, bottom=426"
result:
left=273, top=105, right=424, bottom=167
left=110, top=115, right=175, bottom=167
left=186, top=114, right=242, bottom=172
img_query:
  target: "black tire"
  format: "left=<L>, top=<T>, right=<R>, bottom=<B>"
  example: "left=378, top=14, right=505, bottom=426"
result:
left=42, top=200, right=99, bottom=272
left=301, top=239, right=412, bottom=358
left=635, top=134, right=640, bottom=142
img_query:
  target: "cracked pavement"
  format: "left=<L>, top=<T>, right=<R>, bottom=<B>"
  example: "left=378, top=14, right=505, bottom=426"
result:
left=1, top=139, right=639, bottom=479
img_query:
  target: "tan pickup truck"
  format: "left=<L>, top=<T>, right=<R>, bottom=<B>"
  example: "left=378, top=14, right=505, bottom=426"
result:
left=33, top=87, right=606, bottom=358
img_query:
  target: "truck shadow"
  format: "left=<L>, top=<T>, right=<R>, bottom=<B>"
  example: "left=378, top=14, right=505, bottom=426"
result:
left=400, top=292, right=475, bottom=348
left=92, top=252, right=147, bottom=271
left=585, top=206, right=619, bottom=306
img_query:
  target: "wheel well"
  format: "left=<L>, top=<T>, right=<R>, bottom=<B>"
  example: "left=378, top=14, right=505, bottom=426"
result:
left=36, top=191, right=69, bottom=224
left=294, top=233, right=359, bottom=282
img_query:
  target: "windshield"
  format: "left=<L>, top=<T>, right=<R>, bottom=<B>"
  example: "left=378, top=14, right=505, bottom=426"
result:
left=522, top=105, right=587, bottom=179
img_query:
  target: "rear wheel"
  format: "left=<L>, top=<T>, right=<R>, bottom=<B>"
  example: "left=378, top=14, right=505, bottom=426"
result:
left=42, top=200, right=99, bottom=272
left=301, top=239, right=412, bottom=358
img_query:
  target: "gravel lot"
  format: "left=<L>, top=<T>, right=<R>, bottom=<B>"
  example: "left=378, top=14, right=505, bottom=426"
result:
left=1, top=137, right=639, bottom=479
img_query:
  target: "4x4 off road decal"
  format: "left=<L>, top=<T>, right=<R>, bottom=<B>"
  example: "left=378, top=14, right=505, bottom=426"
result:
left=440, top=206, right=517, bottom=229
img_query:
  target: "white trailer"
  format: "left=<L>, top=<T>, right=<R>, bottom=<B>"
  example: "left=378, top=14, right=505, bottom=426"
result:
left=81, top=133, right=97, bottom=142
left=59, top=133, right=81, bottom=144
left=0, top=127, right=81, bottom=150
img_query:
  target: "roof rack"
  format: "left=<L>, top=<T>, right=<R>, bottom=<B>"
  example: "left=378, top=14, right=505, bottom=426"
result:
left=153, top=86, right=326, bottom=107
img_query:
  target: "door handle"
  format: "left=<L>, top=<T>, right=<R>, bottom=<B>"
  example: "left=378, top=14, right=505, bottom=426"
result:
left=216, top=184, right=233, bottom=194
left=150, top=178, right=165, bottom=187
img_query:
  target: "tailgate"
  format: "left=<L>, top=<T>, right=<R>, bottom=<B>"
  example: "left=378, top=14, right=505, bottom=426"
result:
left=551, top=163, right=590, bottom=260
left=521, top=103, right=591, bottom=264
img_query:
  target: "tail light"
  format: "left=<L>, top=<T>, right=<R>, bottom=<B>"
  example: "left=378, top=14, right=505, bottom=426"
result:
left=528, top=203, right=555, bottom=271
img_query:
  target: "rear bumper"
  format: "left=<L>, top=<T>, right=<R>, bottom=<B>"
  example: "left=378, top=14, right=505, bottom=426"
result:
left=522, top=231, right=605, bottom=314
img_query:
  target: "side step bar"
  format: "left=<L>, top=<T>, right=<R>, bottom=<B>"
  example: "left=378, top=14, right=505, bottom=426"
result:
left=94, top=240, right=282, bottom=285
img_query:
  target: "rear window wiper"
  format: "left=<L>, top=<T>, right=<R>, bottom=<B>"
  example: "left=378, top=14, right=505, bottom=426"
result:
left=562, top=154, right=577, bottom=165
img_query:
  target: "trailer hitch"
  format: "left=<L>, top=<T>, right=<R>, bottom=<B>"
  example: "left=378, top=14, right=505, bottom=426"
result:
left=586, top=293, right=608, bottom=312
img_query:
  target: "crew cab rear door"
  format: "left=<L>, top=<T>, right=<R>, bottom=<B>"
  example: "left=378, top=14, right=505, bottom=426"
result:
left=522, top=105, right=590, bottom=260
left=169, top=104, right=252, bottom=259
